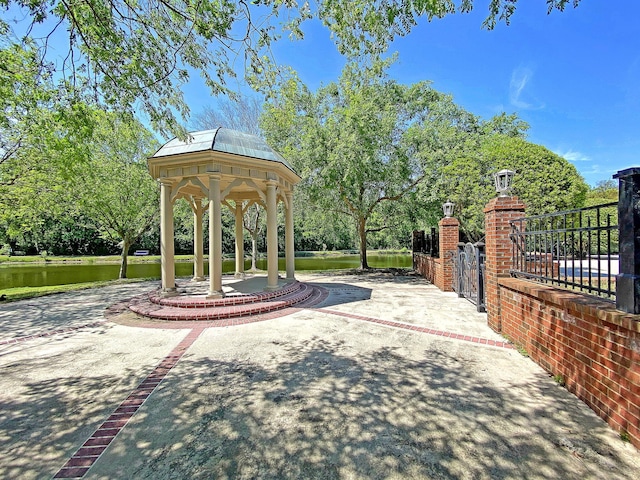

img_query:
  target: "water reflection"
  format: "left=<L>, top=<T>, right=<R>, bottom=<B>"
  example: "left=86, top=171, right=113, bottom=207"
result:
left=0, top=254, right=411, bottom=289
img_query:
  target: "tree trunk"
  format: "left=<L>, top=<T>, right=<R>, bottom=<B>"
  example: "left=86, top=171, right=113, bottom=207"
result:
left=251, top=232, right=258, bottom=270
left=119, top=239, right=131, bottom=279
left=358, top=217, right=369, bottom=270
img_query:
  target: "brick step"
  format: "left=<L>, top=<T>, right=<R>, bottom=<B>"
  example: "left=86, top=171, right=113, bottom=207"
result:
left=129, top=282, right=315, bottom=321
left=148, top=280, right=302, bottom=308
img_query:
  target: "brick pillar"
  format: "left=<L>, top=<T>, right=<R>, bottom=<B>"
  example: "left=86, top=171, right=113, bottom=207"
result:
left=484, top=196, right=526, bottom=332
left=437, top=217, right=459, bottom=292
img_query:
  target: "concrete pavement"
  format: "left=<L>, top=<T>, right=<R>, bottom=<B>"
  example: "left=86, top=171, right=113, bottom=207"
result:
left=0, top=272, right=638, bottom=479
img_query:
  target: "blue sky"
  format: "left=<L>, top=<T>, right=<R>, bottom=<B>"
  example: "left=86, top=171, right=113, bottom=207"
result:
left=186, top=1, right=640, bottom=187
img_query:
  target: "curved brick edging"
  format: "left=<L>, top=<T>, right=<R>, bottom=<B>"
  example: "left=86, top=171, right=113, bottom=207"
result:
left=129, top=282, right=316, bottom=321
left=148, top=280, right=302, bottom=308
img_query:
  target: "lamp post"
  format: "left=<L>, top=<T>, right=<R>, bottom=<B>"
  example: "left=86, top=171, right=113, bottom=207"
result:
left=494, top=169, right=516, bottom=197
left=442, top=200, right=455, bottom=218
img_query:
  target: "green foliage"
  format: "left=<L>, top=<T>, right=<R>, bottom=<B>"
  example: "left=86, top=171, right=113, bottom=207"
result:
left=577, top=180, right=619, bottom=256
left=553, top=374, right=566, bottom=386
left=1, top=1, right=581, bottom=137
left=586, top=180, right=618, bottom=206
left=320, top=0, right=581, bottom=57
left=484, top=136, right=588, bottom=214
left=0, top=104, right=160, bottom=274
left=437, top=135, right=588, bottom=241
left=262, top=61, right=448, bottom=268
left=68, top=110, right=160, bottom=277
left=261, top=58, right=577, bottom=254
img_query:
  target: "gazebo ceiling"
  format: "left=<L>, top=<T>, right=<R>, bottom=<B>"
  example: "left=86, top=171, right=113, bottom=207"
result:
left=148, top=128, right=300, bottom=202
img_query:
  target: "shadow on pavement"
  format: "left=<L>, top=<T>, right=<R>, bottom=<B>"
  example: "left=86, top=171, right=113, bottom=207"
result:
left=86, top=336, right=636, bottom=479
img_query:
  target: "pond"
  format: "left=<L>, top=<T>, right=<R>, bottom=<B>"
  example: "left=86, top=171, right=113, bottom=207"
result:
left=0, top=253, right=412, bottom=289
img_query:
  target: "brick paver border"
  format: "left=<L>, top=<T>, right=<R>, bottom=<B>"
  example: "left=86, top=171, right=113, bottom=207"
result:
left=315, top=308, right=514, bottom=349
left=53, top=326, right=207, bottom=478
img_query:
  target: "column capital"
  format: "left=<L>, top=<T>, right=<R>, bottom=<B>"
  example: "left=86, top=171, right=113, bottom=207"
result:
left=159, top=178, right=173, bottom=187
left=208, top=173, right=222, bottom=181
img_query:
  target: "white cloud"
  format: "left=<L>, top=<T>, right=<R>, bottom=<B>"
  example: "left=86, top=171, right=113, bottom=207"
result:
left=554, top=149, right=592, bottom=162
left=509, top=66, right=544, bottom=110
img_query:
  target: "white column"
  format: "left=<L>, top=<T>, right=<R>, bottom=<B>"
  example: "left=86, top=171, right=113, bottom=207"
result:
left=193, top=199, right=204, bottom=281
left=208, top=174, right=223, bottom=298
left=234, top=201, right=245, bottom=278
left=160, top=180, right=176, bottom=294
left=285, top=191, right=295, bottom=281
left=265, top=180, right=279, bottom=291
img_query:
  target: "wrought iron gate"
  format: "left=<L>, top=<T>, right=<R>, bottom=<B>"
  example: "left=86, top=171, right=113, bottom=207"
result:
left=452, top=242, right=486, bottom=312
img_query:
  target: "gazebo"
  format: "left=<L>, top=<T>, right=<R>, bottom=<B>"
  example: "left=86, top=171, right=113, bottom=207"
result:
left=148, top=128, right=301, bottom=297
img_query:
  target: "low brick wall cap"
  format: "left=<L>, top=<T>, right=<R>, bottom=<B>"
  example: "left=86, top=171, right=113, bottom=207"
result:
left=483, top=196, right=526, bottom=213
left=439, top=217, right=460, bottom=226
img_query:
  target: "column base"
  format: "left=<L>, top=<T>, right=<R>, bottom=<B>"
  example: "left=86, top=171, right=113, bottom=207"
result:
left=286, top=275, right=296, bottom=282
left=206, top=290, right=224, bottom=299
left=234, top=272, right=246, bottom=279
left=161, top=288, right=178, bottom=297
left=263, top=285, right=280, bottom=292
left=192, top=276, right=205, bottom=282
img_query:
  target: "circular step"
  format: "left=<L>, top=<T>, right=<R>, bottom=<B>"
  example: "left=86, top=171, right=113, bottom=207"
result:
left=129, top=282, right=318, bottom=321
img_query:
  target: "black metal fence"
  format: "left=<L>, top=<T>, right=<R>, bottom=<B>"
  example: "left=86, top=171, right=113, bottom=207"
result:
left=453, top=242, right=486, bottom=312
left=509, top=202, right=618, bottom=301
left=412, top=228, right=439, bottom=257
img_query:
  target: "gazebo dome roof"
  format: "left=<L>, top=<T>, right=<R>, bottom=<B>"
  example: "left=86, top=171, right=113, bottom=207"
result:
left=152, top=128, right=295, bottom=173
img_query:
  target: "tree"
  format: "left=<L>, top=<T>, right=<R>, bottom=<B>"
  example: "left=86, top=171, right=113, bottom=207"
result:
left=69, top=111, right=160, bottom=278
left=191, top=96, right=263, bottom=136
left=262, top=62, right=447, bottom=269
left=0, top=41, right=49, bottom=169
left=0, top=82, right=99, bottom=254
left=243, top=204, right=263, bottom=271
left=585, top=180, right=618, bottom=206
left=0, top=40, right=97, bottom=178
left=437, top=134, right=588, bottom=242
left=1, top=0, right=581, bottom=137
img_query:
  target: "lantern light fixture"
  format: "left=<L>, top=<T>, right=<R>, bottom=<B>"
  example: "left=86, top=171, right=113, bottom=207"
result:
left=442, top=199, right=455, bottom=218
left=494, top=169, right=516, bottom=197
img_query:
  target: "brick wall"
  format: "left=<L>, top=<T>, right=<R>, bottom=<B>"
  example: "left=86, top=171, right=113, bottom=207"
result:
left=498, top=277, right=640, bottom=449
left=413, top=217, right=459, bottom=292
left=413, top=253, right=439, bottom=286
